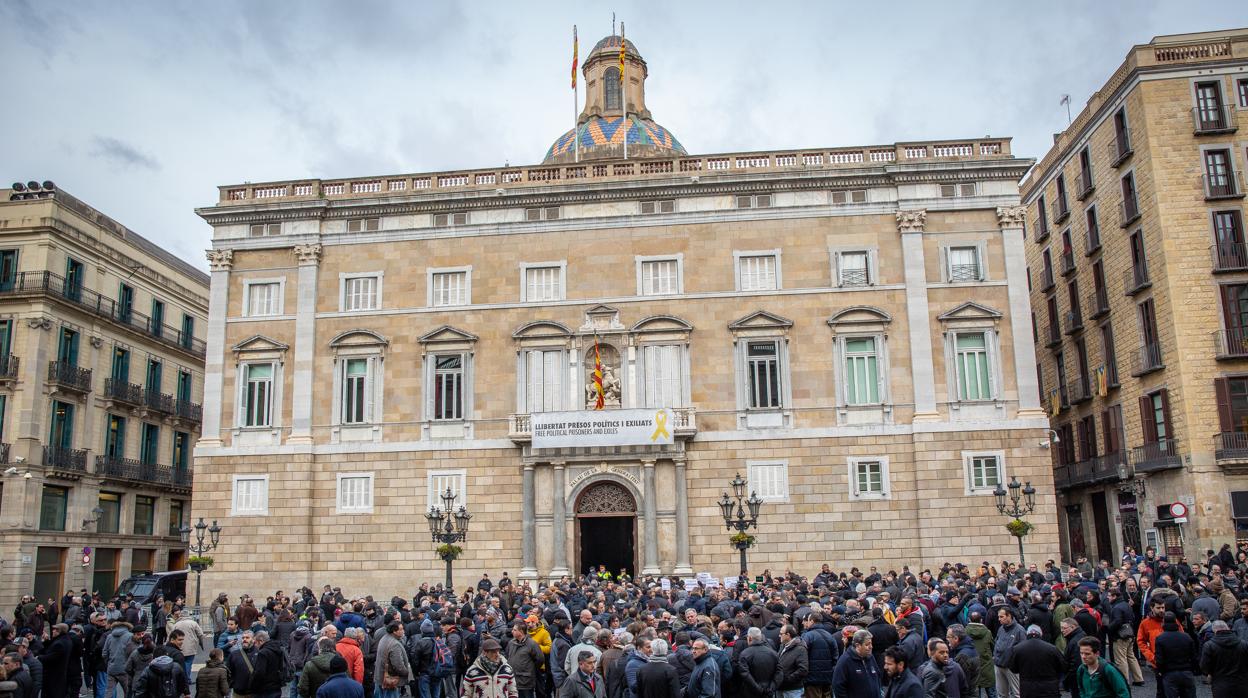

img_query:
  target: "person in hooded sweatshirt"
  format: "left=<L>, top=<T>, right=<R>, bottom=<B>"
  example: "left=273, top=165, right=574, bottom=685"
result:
left=132, top=651, right=189, bottom=698
left=299, top=638, right=340, bottom=698
left=101, top=621, right=134, bottom=698
left=125, top=635, right=158, bottom=693
left=317, top=655, right=364, bottom=698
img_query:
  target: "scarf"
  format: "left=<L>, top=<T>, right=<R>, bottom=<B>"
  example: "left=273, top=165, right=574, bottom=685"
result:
left=479, top=657, right=502, bottom=675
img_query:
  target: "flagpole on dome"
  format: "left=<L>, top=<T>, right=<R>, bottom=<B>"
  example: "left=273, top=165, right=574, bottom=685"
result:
left=572, top=25, right=579, bottom=163
left=620, top=22, right=628, bottom=160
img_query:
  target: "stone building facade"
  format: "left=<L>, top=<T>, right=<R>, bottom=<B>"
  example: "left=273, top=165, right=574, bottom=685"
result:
left=193, top=35, right=1058, bottom=597
left=0, top=184, right=208, bottom=603
left=1022, top=29, right=1248, bottom=563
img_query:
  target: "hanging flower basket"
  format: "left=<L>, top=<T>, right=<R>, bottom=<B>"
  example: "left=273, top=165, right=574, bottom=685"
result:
left=188, top=556, right=214, bottom=572
left=729, top=532, right=756, bottom=548
left=436, top=544, right=463, bottom=560
left=1005, top=519, right=1034, bottom=538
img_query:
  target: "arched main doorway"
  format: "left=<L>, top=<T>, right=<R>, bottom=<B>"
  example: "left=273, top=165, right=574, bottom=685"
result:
left=575, top=481, right=637, bottom=578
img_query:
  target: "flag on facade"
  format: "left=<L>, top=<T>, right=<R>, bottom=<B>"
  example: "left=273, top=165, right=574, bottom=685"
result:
left=571, top=26, right=578, bottom=89
left=618, top=23, right=626, bottom=79
left=1095, top=366, right=1108, bottom=397
left=1048, top=389, right=1060, bottom=417
left=593, top=335, right=605, bottom=410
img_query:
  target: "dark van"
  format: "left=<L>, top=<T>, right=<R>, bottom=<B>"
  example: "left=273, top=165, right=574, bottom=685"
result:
left=113, top=570, right=187, bottom=605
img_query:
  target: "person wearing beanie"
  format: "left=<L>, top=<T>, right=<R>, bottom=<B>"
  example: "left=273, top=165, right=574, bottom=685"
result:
left=317, top=654, right=364, bottom=698
left=1153, top=612, right=1196, bottom=698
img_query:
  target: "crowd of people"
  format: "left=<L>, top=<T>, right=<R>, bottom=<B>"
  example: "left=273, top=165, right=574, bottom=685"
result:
left=3, top=544, right=1248, bottom=698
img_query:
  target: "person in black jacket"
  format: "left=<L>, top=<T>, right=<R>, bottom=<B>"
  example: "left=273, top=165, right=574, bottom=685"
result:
left=1200, top=621, right=1248, bottom=698
left=866, top=607, right=898, bottom=671
left=1104, top=588, right=1143, bottom=686
left=1007, top=625, right=1064, bottom=698
left=1058, top=619, right=1085, bottom=698
left=735, top=628, right=779, bottom=698
left=634, top=639, right=679, bottom=698
left=1153, top=613, right=1196, bottom=698
left=37, top=623, right=73, bottom=698
left=894, top=619, right=925, bottom=676
left=881, top=646, right=921, bottom=698
left=776, top=626, right=808, bottom=698
left=4, top=651, right=34, bottom=698
left=800, top=613, right=837, bottom=698
left=248, top=631, right=288, bottom=698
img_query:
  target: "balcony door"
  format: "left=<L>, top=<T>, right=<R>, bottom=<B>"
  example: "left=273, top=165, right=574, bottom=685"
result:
left=57, top=328, right=79, bottom=366
left=64, top=258, right=83, bottom=302
left=1223, top=284, right=1248, bottom=350
left=49, top=401, right=75, bottom=450
left=1196, top=81, right=1226, bottom=129
left=0, top=250, right=17, bottom=291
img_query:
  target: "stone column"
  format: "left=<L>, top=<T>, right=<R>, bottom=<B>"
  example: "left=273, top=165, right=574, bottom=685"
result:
left=198, top=249, right=233, bottom=448
left=998, top=206, right=1045, bottom=418
left=673, top=458, right=692, bottom=575
left=550, top=462, right=570, bottom=579
left=288, top=244, right=322, bottom=445
left=898, top=211, right=939, bottom=420
left=519, top=463, right=538, bottom=581
left=642, top=459, right=660, bottom=575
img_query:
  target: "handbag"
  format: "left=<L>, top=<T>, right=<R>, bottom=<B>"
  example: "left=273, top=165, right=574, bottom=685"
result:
left=383, top=651, right=402, bottom=690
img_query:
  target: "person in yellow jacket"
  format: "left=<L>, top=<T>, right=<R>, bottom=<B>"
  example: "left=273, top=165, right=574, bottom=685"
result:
left=526, top=614, right=552, bottom=656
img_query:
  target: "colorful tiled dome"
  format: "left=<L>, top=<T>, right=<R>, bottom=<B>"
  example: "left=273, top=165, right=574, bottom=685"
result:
left=544, top=115, right=686, bottom=162
left=591, top=35, right=639, bottom=57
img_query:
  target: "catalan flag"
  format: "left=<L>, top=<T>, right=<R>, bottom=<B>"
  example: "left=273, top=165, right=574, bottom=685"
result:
left=618, top=23, right=626, bottom=79
left=593, top=335, right=605, bottom=410
left=571, top=26, right=578, bottom=89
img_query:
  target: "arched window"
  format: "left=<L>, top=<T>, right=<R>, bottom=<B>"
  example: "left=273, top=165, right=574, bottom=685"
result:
left=603, top=67, right=621, bottom=111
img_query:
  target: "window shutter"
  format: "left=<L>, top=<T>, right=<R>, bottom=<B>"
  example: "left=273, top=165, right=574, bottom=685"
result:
left=1139, top=395, right=1157, bottom=443
left=867, top=249, right=878, bottom=285
left=938, top=247, right=949, bottom=282
left=663, top=345, right=681, bottom=407
left=1216, top=378, right=1233, bottom=433
left=976, top=242, right=988, bottom=280
left=833, top=251, right=842, bottom=285
left=1159, top=388, right=1172, bottom=441
left=424, top=355, right=436, bottom=421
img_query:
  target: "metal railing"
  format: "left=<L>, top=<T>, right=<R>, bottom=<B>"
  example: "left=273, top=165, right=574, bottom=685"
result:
left=1060, top=251, right=1077, bottom=276
left=145, top=389, right=174, bottom=415
left=1192, top=105, right=1238, bottom=134
left=1065, top=309, right=1084, bottom=334
left=1214, top=328, right=1248, bottom=359
left=1045, top=323, right=1061, bottom=347
left=1089, top=288, right=1110, bottom=319
left=839, top=268, right=869, bottom=287
left=96, top=455, right=193, bottom=488
left=1123, top=265, right=1150, bottom=295
left=1131, top=439, right=1182, bottom=473
left=43, top=445, right=87, bottom=471
left=1054, top=451, right=1125, bottom=490
left=1131, top=341, right=1164, bottom=375
left=1119, top=197, right=1141, bottom=228
left=1203, top=173, right=1244, bottom=200
left=175, top=399, right=203, bottom=423
left=1068, top=376, right=1093, bottom=404
left=1109, top=129, right=1133, bottom=166
left=104, top=378, right=145, bottom=405
left=47, top=360, right=92, bottom=392
left=1215, top=432, right=1248, bottom=460
left=0, top=443, right=9, bottom=464
left=949, top=264, right=981, bottom=282
left=1076, top=171, right=1095, bottom=200
left=1040, top=266, right=1055, bottom=291
left=1053, top=198, right=1070, bottom=224
left=1085, top=225, right=1101, bottom=256
left=1213, top=241, right=1248, bottom=271
left=0, top=271, right=205, bottom=357
left=0, top=354, right=18, bottom=379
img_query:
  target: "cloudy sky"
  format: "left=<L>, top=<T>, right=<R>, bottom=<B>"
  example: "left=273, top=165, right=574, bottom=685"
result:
left=1, top=1, right=1242, bottom=269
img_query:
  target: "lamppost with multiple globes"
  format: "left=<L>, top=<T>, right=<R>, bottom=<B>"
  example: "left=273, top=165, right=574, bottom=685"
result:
left=993, top=477, right=1036, bottom=566
left=425, top=488, right=471, bottom=590
left=180, top=517, right=221, bottom=615
left=718, top=473, right=763, bottom=576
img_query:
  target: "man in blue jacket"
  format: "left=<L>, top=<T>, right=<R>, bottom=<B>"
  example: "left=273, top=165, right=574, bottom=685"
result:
left=317, top=655, right=364, bottom=698
left=831, top=630, right=880, bottom=698
left=882, top=646, right=923, bottom=698
left=686, top=640, right=719, bottom=698
left=800, top=613, right=837, bottom=698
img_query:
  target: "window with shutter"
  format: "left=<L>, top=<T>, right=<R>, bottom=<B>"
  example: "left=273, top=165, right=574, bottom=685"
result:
left=747, top=462, right=788, bottom=501
left=1140, top=394, right=1158, bottom=443
left=336, top=474, right=373, bottom=513
left=525, top=349, right=564, bottom=413
left=427, top=471, right=467, bottom=510
left=640, top=259, right=679, bottom=295
left=232, top=476, right=269, bottom=515
left=738, top=255, right=778, bottom=291
left=642, top=345, right=683, bottom=408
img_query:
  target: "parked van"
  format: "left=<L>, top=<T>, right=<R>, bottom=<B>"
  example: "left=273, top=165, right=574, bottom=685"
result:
left=112, top=570, right=187, bottom=605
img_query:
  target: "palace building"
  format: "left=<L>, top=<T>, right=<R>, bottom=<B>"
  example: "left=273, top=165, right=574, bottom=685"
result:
left=1022, top=29, right=1248, bottom=563
left=193, top=33, right=1058, bottom=594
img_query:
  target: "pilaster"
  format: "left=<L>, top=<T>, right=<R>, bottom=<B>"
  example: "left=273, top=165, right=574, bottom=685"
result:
left=199, top=249, right=233, bottom=448
left=550, top=462, right=570, bottom=579
left=288, top=243, right=321, bottom=445
left=898, top=210, right=939, bottom=421
left=998, top=206, right=1045, bottom=418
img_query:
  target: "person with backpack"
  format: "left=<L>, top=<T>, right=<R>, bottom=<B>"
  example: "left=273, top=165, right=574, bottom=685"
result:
left=250, top=630, right=292, bottom=698
left=1074, top=637, right=1129, bottom=698
left=131, top=653, right=189, bottom=698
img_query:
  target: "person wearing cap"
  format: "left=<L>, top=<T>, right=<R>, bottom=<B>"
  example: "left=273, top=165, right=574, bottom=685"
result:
left=1006, top=625, right=1062, bottom=698
left=462, top=637, right=517, bottom=698
left=1152, top=611, right=1195, bottom=698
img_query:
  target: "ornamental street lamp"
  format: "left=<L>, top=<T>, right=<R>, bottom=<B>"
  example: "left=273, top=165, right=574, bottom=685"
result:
left=718, top=473, right=763, bottom=576
left=426, top=488, right=470, bottom=590
left=180, top=517, right=221, bottom=616
left=993, top=477, right=1036, bottom=566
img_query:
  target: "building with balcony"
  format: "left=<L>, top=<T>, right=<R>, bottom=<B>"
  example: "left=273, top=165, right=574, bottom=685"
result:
left=192, top=33, right=1057, bottom=596
left=0, top=183, right=207, bottom=603
left=1022, top=28, right=1248, bottom=564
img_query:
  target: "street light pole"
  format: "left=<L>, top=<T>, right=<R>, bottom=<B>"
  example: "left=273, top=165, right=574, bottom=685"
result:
left=180, top=517, right=221, bottom=617
left=993, top=477, right=1037, bottom=566
left=426, top=488, right=471, bottom=591
left=718, top=473, right=763, bottom=577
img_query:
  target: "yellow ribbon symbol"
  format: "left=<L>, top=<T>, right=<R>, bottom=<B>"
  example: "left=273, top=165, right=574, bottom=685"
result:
left=650, top=410, right=671, bottom=441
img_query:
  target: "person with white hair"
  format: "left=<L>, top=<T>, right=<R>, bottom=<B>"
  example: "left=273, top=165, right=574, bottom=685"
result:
left=565, top=627, right=602, bottom=677
left=737, top=628, right=780, bottom=698
left=634, top=639, right=679, bottom=698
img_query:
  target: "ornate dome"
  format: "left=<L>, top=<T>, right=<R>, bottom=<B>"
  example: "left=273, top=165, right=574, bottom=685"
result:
left=590, top=35, right=639, bottom=57
left=544, top=115, right=686, bottom=163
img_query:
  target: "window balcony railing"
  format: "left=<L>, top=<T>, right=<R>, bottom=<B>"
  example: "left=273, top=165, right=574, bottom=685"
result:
left=144, top=389, right=174, bottom=415
left=1214, top=328, right=1248, bottom=359
left=1215, top=432, right=1248, bottom=461
left=1203, top=173, right=1244, bottom=200
left=96, top=455, right=193, bottom=489
left=1053, top=199, right=1071, bottom=225
left=1040, top=266, right=1056, bottom=292
left=507, top=407, right=697, bottom=443
left=1130, top=341, right=1164, bottom=376
left=1064, top=309, right=1084, bottom=335
left=839, top=268, right=869, bottom=287
left=104, top=378, right=145, bottom=406
left=0, top=354, right=18, bottom=381
left=949, top=263, right=981, bottom=282
left=1088, top=288, right=1110, bottom=320
left=1060, top=250, right=1077, bottom=276
left=1068, top=376, right=1093, bottom=404
left=1119, top=197, right=1141, bottom=228
left=1036, top=217, right=1050, bottom=242
left=1109, top=129, right=1133, bottom=167
left=43, top=445, right=87, bottom=472
left=1131, top=438, right=1182, bottom=473
left=1076, top=171, right=1095, bottom=201
left=1084, top=226, right=1101, bottom=256
left=47, top=360, right=92, bottom=393
left=1123, top=265, right=1151, bottom=296
left=0, top=271, right=205, bottom=358
left=175, top=399, right=203, bottom=424
left=1213, top=241, right=1248, bottom=272
left=1192, top=105, right=1238, bottom=135
left=1045, top=323, right=1062, bottom=348
left=1053, top=450, right=1125, bottom=490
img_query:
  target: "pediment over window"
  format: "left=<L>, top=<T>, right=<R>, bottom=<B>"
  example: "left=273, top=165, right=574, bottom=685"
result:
left=631, top=315, right=693, bottom=335
left=512, top=320, right=574, bottom=340
left=936, top=301, right=1002, bottom=322
left=329, top=329, right=390, bottom=348
left=827, top=306, right=893, bottom=328
left=580, top=304, right=625, bottom=333
left=231, top=335, right=289, bottom=358
left=728, top=310, right=793, bottom=333
left=418, top=325, right=479, bottom=349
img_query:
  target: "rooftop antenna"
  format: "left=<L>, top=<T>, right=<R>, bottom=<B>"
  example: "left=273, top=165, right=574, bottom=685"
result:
left=612, top=12, right=616, bottom=36
left=1060, top=94, right=1072, bottom=126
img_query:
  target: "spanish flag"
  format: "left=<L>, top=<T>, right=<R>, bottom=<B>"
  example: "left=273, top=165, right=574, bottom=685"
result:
left=593, top=335, right=605, bottom=410
left=571, top=26, right=578, bottom=89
